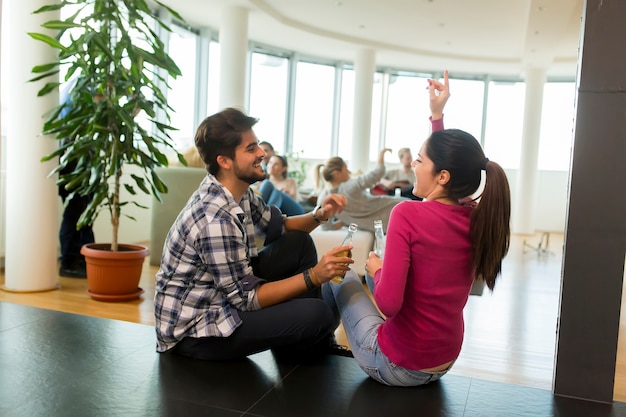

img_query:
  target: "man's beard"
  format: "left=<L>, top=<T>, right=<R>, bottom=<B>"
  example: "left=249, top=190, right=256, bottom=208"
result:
left=234, top=161, right=266, bottom=185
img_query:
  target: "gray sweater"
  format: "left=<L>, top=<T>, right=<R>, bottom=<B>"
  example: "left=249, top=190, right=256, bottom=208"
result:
left=319, top=164, right=406, bottom=233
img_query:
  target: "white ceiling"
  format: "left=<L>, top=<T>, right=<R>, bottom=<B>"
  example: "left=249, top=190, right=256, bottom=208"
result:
left=158, top=0, right=584, bottom=78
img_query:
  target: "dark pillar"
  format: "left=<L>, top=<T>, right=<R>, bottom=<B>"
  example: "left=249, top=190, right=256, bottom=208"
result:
left=553, top=0, right=626, bottom=403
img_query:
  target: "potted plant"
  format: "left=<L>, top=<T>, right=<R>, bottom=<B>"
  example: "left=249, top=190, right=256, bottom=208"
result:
left=29, top=0, right=185, bottom=301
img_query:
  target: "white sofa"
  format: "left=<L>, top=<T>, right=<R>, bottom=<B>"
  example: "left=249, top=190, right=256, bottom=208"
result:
left=308, top=226, right=485, bottom=295
left=310, top=227, right=374, bottom=277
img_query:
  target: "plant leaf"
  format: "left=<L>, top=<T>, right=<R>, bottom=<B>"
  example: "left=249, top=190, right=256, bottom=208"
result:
left=27, top=32, right=66, bottom=50
left=42, top=20, right=82, bottom=30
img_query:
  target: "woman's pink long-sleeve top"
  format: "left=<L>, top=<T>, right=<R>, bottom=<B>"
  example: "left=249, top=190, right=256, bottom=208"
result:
left=372, top=117, right=475, bottom=370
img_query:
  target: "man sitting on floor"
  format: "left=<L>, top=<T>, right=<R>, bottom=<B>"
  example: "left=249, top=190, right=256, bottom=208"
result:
left=154, top=107, right=353, bottom=362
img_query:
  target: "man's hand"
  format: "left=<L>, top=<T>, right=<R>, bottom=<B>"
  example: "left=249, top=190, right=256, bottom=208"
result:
left=311, top=245, right=355, bottom=284
left=318, top=193, right=347, bottom=221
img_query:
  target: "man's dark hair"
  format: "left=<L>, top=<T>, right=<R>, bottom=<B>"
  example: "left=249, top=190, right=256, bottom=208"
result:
left=195, top=108, right=259, bottom=176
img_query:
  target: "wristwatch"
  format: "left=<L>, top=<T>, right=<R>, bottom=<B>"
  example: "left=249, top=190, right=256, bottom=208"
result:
left=311, top=205, right=328, bottom=224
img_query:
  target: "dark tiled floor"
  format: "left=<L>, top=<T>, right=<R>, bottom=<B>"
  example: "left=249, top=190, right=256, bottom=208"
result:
left=2, top=302, right=626, bottom=417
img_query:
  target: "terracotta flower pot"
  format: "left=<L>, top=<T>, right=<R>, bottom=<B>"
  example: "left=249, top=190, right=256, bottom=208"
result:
left=80, top=243, right=149, bottom=302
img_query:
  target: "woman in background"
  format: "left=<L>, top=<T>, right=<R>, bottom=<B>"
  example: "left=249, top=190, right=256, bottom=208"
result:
left=314, top=148, right=406, bottom=233
left=267, top=155, right=300, bottom=201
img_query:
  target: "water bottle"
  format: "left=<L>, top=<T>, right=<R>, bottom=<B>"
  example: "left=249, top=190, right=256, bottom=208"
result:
left=373, top=219, right=386, bottom=259
left=332, top=223, right=357, bottom=283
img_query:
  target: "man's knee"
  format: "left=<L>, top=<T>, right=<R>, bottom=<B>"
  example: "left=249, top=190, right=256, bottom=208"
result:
left=284, top=230, right=314, bottom=248
left=284, top=231, right=317, bottom=265
left=293, top=298, right=335, bottom=331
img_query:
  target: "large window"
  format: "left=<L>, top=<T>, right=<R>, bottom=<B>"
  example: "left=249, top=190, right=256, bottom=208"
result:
left=291, top=61, right=336, bottom=159
left=370, top=72, right=385, bottom=159
left=167, top=26, right=198, bottom=151
left=369, top=73, right=384, bottom=161
left=337, top=68, right=354, bottom=160
left=444, top=78, right=485, bottom=141
left=206, top=41, right=221, bottom=117
left=39, top=12, right=579, bottom=172
left=337, top=69, right=384, bottom=164
left=249, top=52, right=289, bottom=154
left=538, top=82, right=576, bottom=171
left=385, top=72, right=432, bottom=163
left=483, top=81, right=526, bottom=169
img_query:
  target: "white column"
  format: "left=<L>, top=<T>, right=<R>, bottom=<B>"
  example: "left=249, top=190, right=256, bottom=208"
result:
left=512, top=67, right=546, bottom=234
left=350, top=49, right=376, bottom=174
left=2, top=0, right=59, bottom=291
left=0, top=0, right=4, bottom=266
left=218, top=6, right=248, bottom=110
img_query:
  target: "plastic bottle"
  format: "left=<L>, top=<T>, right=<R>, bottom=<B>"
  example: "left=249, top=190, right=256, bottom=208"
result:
left=373, top=219, right=386, bottom=259
left=332, top=223, right=357, bottom=283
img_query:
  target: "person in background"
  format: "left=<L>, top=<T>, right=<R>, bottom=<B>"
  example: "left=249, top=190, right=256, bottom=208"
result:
left=375, top=147, right=422, bottom=200
left=57, top=76, right=95, bottom=278
left=259, top=141, right=275, bottom=173
left=58, top=165, right=95, bottom=278
left=179, top=145, right=205, bottom=168
left=257, top=178, right=305, bottom=216
left=154, top=107, right=353, bottom=363
left=314, top=149, right=406, bottom=232
left=323, top=70, right=511, bottom=386
left=266, top=154, right=300, bottom=201
left=256, top=143, right=304, bottom=216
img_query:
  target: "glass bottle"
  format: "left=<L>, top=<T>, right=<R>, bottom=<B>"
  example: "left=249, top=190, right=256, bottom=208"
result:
left=332, top=223, right=357, bottom=283
left=373, top=219, right=386, bottom=259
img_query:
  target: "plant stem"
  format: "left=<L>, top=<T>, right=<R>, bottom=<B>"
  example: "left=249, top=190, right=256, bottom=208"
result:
left=112, top=168, right=121, bottom=252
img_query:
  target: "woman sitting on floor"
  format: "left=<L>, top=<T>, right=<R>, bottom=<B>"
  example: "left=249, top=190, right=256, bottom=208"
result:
left=266, top=155, right=300, bottom=202
left=322, top=70, right=511, bottom=387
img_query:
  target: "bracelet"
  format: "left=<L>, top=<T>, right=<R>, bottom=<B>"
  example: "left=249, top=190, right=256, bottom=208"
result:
left=309, top=268, right=320, bottom=286
left=303, top=268, right=318, bottom=290
left=311, top=206, right=328, bottom=224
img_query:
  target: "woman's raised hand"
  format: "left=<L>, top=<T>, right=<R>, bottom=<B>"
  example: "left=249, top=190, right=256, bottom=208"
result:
left=378, top=148, right=392, bottom=165
left=428, top=69, right=450, bottom=120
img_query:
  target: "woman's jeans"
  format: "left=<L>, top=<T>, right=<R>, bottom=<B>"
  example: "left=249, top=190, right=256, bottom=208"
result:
left=322, top=270, right=450, bottom=386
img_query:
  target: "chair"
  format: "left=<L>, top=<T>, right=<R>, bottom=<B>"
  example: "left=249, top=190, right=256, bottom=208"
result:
left=150, top=166, right=207, bottom=265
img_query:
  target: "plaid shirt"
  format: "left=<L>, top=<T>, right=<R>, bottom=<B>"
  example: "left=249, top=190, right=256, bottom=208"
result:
left=154, top=174, right=280, bottom=352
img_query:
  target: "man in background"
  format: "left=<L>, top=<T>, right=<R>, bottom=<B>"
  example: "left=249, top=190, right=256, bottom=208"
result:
left=57, top=77, right=95, bottom=278
left=376, top=147, right=422, bottom=200
left=259, top=140, right=275, bottom=173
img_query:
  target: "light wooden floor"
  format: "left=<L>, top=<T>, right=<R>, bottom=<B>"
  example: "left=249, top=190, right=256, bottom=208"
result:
left=2, top=232, right=625, bottom=400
